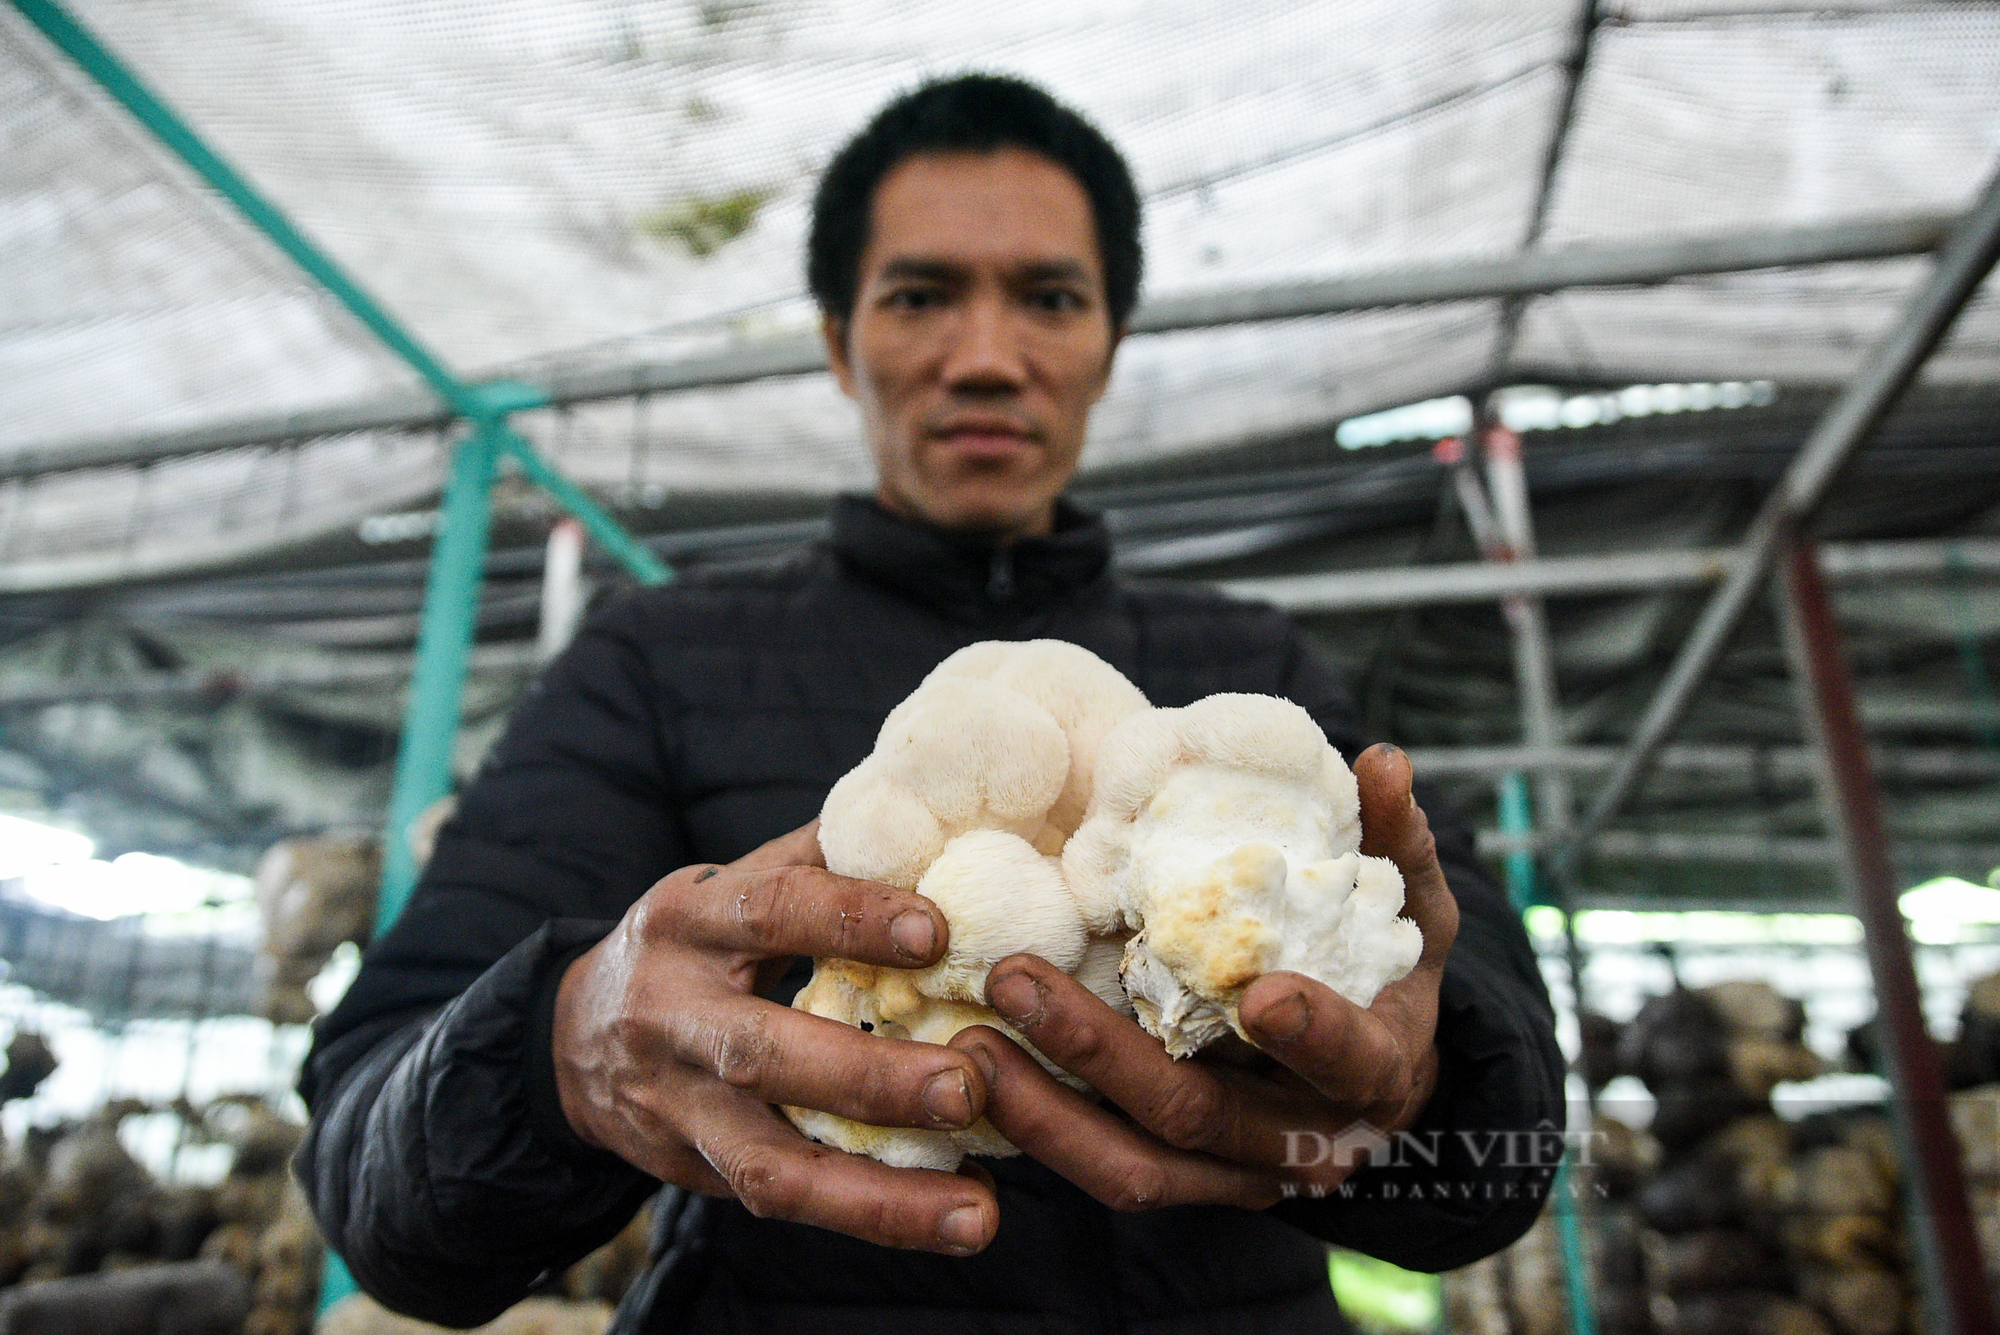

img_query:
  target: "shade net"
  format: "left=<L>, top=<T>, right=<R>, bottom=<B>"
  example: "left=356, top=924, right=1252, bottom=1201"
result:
left=1, top=0, right=1998, bottom=587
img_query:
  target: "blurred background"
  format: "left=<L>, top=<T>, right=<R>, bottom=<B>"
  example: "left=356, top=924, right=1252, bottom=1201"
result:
left=2, top=0, right=2000, bottom=1330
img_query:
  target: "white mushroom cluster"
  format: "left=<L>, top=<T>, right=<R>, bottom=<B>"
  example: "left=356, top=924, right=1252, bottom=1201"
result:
left=787, top=640, right=1423, bottom=1169
left=1065, top=694, right=1423, bottom=1058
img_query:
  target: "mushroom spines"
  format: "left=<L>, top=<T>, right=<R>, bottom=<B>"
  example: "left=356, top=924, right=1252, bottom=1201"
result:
left=817, top=774, right=943, bottom=890
left=799, top=639, right=1153, bottom=1170
left=872, top=676, right=1069, bottom=827
left=931, top=639, right=1151, bottom=834
left=1081, top=709, right=1184, bottom=823
left=1170, top=694, right=1325, bottom=778
left=912, top=830, right=1085, bottom=1003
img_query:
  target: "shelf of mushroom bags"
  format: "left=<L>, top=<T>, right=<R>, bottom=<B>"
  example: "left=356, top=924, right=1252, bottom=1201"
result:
left=1443, top=907, right=2000, bottom=1335
left=0, top=821, right=658, bottom=1332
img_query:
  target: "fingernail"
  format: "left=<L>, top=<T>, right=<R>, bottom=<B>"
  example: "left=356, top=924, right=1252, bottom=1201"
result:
left=1253, top=991, right=1311, bottom=1041
left=923, top=1069, right=972, bottom=1127
left=1382, top=742, right=1404, bottom=757
left=890, top=910, right=936, bottom=961
left=989, top=972, right=1045, bottom=1027
left=965, top=1042, right=999, bottom=1094
left=938, top=1204, right=985, bottom=1253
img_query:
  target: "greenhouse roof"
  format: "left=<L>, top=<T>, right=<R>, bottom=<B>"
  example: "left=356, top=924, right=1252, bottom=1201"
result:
left=3, top=0, right=1999, bottom=588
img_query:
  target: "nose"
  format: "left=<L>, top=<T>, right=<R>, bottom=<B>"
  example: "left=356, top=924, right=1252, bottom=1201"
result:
left=939, top=292, right=1027, bottom=394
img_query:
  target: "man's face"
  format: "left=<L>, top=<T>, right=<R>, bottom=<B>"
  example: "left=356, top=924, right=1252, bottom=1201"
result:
left=825, top=147, right=1122, bottom=538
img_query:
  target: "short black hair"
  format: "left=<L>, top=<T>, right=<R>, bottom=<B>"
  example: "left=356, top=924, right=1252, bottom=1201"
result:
left=807, top=73, right=1143, bottom=330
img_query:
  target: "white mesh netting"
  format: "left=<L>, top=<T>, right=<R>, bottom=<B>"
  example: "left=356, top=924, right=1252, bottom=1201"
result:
left=2, top=0, right=1998, bottom=586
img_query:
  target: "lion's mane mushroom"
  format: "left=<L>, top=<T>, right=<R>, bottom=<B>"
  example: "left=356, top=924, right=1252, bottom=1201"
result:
left=1063, top=694, right=1423, bottom=1058
left=788, top=641, right=1150, bottom=1170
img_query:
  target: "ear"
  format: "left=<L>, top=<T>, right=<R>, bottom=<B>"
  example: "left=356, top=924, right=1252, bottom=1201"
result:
left=822, top=311, right=858, bottom=401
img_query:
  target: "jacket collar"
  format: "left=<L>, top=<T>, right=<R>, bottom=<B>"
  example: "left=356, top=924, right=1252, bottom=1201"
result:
left=827, top=493, right=1113, bottom=622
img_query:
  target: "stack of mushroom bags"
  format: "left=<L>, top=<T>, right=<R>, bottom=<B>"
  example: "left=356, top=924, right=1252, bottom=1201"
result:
left=785, top=639, right=1425, bottom=1170
left=1612, top=982, right=1915, bottom=1335
left=1438, top=1021, right=1656, bottom=1335
left=1944, top=973, right=2000, bottom=1309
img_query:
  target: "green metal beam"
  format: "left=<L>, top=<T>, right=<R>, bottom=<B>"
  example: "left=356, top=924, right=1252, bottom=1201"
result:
left=500, top=427, right=672, bottom=587
left=376, top=426, right=503, bottom=927
left=1551, top=1157, right=1600, bottom=1335
left=1494, top=779, right=1599, bottom=1335
left=8, top=0, right=669, bottom=577
left=10, top=0, right=469, bottom=413
left=1496, top=771, right=1538, bottom=912
left=15, top=0, right=677, bottom=901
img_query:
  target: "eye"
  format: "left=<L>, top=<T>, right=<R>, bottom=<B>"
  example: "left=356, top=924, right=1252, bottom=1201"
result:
left=1027, top=286, right=1087, bottom=314
left=884, top=285, right=946, bottom=311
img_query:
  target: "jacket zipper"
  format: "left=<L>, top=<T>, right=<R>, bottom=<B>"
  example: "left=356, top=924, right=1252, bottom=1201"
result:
left=986, top=547, right=1016, bottom=603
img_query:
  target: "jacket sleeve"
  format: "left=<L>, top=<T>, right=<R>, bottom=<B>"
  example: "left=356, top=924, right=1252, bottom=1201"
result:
left=297, top=597, right=685, bottom=1326
left=1264, top=621, right=1569, bottom=1272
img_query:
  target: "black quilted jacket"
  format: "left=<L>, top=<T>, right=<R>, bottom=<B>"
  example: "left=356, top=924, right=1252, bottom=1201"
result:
left=298, top=496, right=1565, bottom=1334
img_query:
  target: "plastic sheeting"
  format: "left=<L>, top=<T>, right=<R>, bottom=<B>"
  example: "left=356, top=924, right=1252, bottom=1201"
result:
left=1, top=0, right=1998, bottom=586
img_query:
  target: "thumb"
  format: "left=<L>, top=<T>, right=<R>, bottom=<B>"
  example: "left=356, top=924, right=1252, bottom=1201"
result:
left=1353, top=744, right=1457, bottom=968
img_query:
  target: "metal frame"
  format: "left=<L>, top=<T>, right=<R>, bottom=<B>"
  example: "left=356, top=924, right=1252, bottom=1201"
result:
left=0, top=212, right=1954, bottom=482
left=1489, top=0, right=1602, bottom=377
left=1411, top=743, right=2000, bottom=785
left=5, top=535, right=1991, bottom=707
left=1508, top=162, right=2000, bottom=1335
left=1222, top=535, right=2000, bottom=612
left=1452, top=420, right=1599, bottom=1335
left=1554, top=165, right=2000, bottom=886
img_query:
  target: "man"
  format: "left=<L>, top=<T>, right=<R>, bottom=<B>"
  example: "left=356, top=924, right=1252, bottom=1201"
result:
left=300, top=75, right=1565, bottom=1333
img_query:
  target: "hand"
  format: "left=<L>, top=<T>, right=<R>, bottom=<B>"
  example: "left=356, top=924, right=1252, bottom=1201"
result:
left=552, top=820, right=1000, bottom=1254
left=948, top=743, right=1459, bottom=1209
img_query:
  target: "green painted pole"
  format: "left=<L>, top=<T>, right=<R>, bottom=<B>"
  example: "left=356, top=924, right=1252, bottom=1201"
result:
left=9, top=0, right=673, bottom=585
left=1497, top=770, right=1539, bottom=913
left=500, top=428, right=671, bottom=587
left=9, top=0, right=470, bottom=412
left=376, top=425, right=503, bottom=929
left=1495, top=775, right=1599, bottom=1335
left=1552, top=1156, right=1600, bottom=1335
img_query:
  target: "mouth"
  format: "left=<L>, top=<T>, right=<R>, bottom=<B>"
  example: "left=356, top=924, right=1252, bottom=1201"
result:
left=928, top=416, right=1041, bottom=460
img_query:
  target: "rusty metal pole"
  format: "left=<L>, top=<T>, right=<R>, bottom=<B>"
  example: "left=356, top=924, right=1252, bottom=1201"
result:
left=1777, top=528, right=1997, bottom=1335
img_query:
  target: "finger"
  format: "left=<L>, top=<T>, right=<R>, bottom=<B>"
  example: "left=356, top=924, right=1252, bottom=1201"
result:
left=682, top=1083, right=1000, bottom=1255
left=640, top=862, right=947, bottom=967
left=1237, top=970, right=1422, bottom=1126
left=731, top=819, right=827, bottom=873
left=988, top=956, right=1336, bottom=1167
left=1353, top=743, right=1459, bottom=967
left=663, top=993, right=987, bottom=1132
left=728, top=821, right=827, bottom=995
left=952, top=1025, right=1285, bottom=1211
